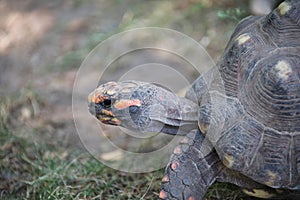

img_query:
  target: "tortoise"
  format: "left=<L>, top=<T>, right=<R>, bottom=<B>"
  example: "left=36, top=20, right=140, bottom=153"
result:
left=88, top=0, right=300, bottom=199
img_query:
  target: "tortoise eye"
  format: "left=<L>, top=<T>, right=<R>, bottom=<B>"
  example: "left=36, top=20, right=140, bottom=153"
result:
left=101, top=98, right=112, bottom=108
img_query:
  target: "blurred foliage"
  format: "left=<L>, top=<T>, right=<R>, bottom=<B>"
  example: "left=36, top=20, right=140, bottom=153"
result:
left=54, top=30, right=122, bottom=71
left=217, top=7, right=248, bottom=22
left=190, top=2, right=205, bottom=14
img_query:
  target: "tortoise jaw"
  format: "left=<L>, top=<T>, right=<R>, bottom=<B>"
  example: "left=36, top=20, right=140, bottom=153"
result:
left=88, top=102, right=122, bottom=126
left=87, top=84, right=142, bottom=127
left=96, top=115, right=122, bottom=125
left=96, top=110, right=121, bottom=126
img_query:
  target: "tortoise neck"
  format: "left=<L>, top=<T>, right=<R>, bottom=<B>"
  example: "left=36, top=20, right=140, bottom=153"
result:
left=161, top=96, right=199, bottom=135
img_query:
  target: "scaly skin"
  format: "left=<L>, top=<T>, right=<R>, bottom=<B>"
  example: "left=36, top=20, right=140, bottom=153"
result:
left=160, top=130, right=300, bottom=200
left=87, top=1, right=300, bottom=198
left=88, top=81, right=199, bottom=135
left=88, top=81, right=295, bottom=199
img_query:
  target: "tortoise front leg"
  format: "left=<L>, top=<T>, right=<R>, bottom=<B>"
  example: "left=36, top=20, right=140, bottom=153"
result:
left=159, top=130, right=222, bottom=200
left=159, top=129, right=297, bottom=200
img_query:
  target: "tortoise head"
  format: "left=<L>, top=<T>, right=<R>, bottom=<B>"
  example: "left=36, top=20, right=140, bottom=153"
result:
left=88, top=81, right=139, bottom=126
left=88, top=81, right=198, bottom=135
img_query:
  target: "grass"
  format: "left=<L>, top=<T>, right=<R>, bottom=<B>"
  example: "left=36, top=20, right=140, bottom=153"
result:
left=0, top=95, right=251, bottom=200
left=0, top=95, right=163, bottom=199
left=0, top=122, right=163, bottom=199
left=0, top=124, right=249, bottom=200
left=0, top=127, right=253, bottom=199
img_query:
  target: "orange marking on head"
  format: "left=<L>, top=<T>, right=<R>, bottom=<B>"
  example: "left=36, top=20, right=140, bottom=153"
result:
left=114, top=99, right=141, bottom=109
left=188, top=196, right=195, bottom=200
left=159, top=190, right=167, bottom=199
left=93, top=94, right=108, bottom=104
left=162, top=175, right=169, bottom=182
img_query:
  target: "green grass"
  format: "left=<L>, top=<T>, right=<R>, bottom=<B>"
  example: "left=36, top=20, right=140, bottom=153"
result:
left=0, top=124, right=250, bottom=199
left=0, top=96, right=250, bottom=200
left=0, top=92, right=163, bottom=199
left=217, top=7, right=248, bottom=22
left=0, top=121, right=163, bottom=199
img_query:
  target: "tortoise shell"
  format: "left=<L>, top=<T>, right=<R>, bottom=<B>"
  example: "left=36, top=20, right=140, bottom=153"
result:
left=87, top=1, right=300, bottom=198
left=192, top=0, right=300, bottom=189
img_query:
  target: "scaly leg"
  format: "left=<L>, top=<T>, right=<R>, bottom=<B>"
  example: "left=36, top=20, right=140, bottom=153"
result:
left=159, top=129, right=284, bottom=200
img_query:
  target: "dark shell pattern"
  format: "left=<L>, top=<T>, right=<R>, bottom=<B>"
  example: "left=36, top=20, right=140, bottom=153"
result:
left=208, top=0, right=300, bottom=189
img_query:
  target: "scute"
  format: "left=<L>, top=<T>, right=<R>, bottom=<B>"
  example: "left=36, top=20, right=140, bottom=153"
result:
left=260, top=0, right=300, bottom=48
left=218, top=16, right=269, bottom=97
left=216, top=115, right=263, bottom=168
left=211, top=0, right=300, bottom=189
left=243, top=51, right=300, bottom=132
left=274, top=60, right=292, bottom=81
left=242, top=188, right=275, bottom=199
left=235, top=33, right=251, bottom=45
left=278, top=1, right=291, bottom=15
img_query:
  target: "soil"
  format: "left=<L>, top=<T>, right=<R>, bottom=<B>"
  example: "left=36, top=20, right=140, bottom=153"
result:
left=0, top=0, right=250, bottom=164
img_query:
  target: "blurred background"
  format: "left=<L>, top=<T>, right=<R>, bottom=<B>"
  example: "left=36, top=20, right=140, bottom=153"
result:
left=0, top=0, right=281, bottom=199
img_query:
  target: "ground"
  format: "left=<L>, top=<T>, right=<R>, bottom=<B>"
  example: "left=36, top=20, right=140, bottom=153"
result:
left=0, top=0, right=260, bottom=199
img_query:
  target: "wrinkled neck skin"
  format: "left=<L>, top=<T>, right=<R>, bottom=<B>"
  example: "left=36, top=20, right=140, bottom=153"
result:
left=88, top=81, right=199, bottom=135
left=109, top=81, right=199, bottom=135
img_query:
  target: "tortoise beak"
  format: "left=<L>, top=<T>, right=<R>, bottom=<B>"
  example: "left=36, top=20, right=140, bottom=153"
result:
left=88, top=101, right=122, bottom=126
